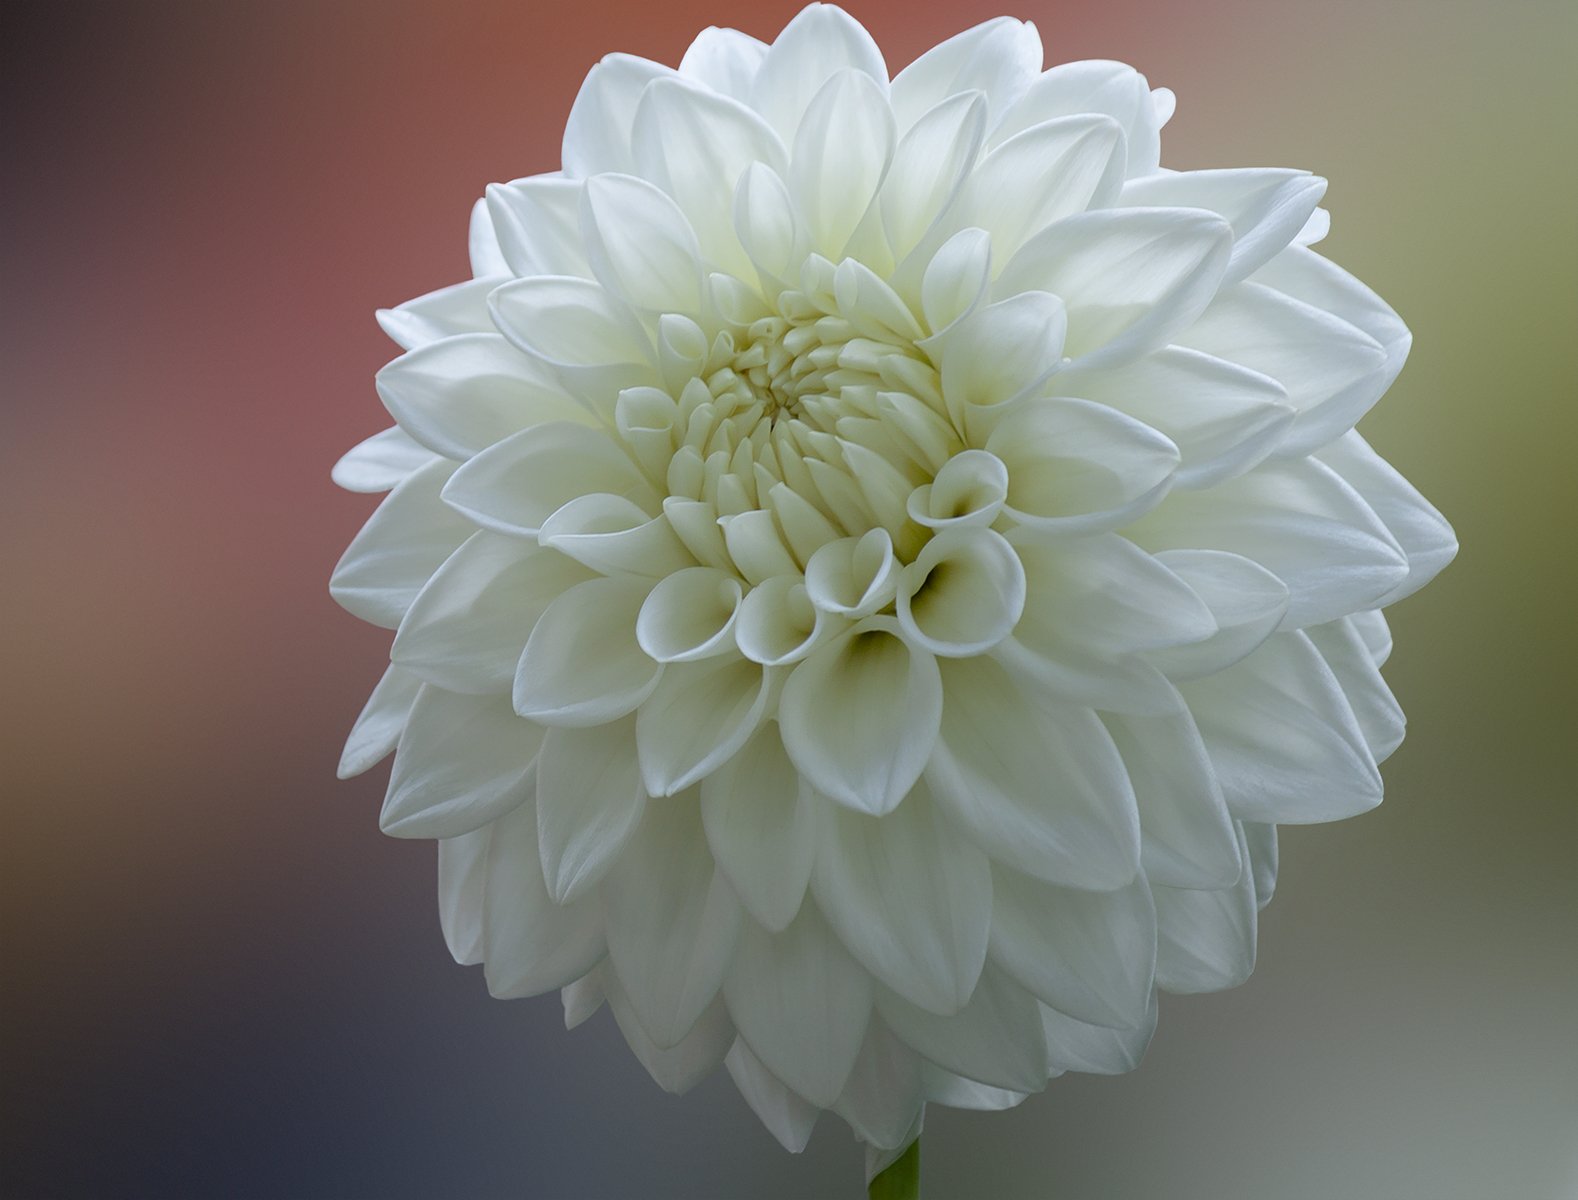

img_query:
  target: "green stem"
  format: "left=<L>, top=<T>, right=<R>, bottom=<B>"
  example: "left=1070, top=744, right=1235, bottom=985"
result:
left=868, top=1137, right=920, bottom=1200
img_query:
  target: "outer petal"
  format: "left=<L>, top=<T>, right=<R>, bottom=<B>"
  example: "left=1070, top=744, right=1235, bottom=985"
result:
left=330, top=458, right=469, bottom=629
left=603, top=796, right=743, bottom=1048
left=636, top=656, right=771, bottom=796
left=997, top=207, right=1232, bottom=369
left=1182, top=631, right=1382, bottom=825
left=392, top=534, right=593, bottom=695
left=1120, top=169, right=1328, bottom=284
left=376, top=276, right=502, bottom=351
left=812, top=780, right=992, bottom=1015
left=678, top=26, right=768, bottom=101
left=338, top=664, right=421, bottom=779
left=1041, top=996, right=1158, bottom=1075
left=331, top=426, right=438, bottom=494
left=926, top=655, right=1142, bottom=891
left=889, top=16, right=1042, bottom=130
left=437, top=828, right=489, bottom=965
left=481, top=797, right=605, bottom=999
left=751, top=3, right=889, bottom=142
left=1127, top=457, right=1408, bottom=630
left=605, top=979, right=734, bottom=1095
left=1152, top=825, right=1259, bottom=993
left=877, top=964, right=1049, bottom=1092
left=723, top=903, right=874, bottom=1108
left=562, top=53, right=677, bottom=177
left=833, top=1019, right=928, bottom=1150
left=581, top=174, right=706, bottom=314
left=380, top=688, right=542, bottom=839
left=534, top=717, right=647, bottom=903
left=1316, top=431, right=1457, bottom=606
left=988, top=868, right=1156, bottom=1030
left=991, top=60, right=1162, bottom=176
left=725, top=1041, right=820, bottom=1153
left=700, top=723, right=818, bottom=932
left=485, top=176, right=592, bottom=279
left=1306, top=617, right=1407, bottom=762
left=512, top=576, right=661, bottom=727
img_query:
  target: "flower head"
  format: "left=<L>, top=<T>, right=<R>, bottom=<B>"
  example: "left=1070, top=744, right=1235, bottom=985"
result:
left=332, top=5, right=1455, bottom=1163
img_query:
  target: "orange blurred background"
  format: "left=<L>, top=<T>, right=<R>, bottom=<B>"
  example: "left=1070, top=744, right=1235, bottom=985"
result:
left=3, top=0, right=1574, bottom=1196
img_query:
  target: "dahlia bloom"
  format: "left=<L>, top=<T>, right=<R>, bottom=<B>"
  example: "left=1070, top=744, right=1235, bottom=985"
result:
left=331, top=5, right=1454, bottom=1176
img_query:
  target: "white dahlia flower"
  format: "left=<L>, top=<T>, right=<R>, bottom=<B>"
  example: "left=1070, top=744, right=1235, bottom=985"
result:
left=332, top=5, right=1454, bottom=1185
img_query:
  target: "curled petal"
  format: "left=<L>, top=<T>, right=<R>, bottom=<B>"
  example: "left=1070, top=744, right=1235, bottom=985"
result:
left=895, top=527, right=1025, bottom=657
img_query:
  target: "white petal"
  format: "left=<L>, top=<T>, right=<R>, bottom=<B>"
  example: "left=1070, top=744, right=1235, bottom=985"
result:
left=993, top=620, right=1180, bottom=717
left=481, top=798, right=605, bottom=998
left=633, top=79, right=788, bottom=278
left=790, top=68, right=895, bottom=258
left=338, top=664, right=421, bottom=779
left=723, top=902, right=874, bottom=1107
left=1242, top=821, right=1279, bottom=911
left=1142, top=548, right=1289, bottom=680
left=636, top=567, right=743, bottom=663
left=813, top=780, right=991, bottom=1015
left=537, top=493, right=695, bottom=579
left=881, top=91, right=988, bottom=263
left=1153, top=825, right=1258, bottom=993
left=636, top=656, right=771, bottom=796
left=1127, top=457, right=1408, bottom=630
left=437, top=828, right=489, bottom=966
left=331, top=459, right=471, bottom=629
left=926, top=654, right=1141, bottom=891
left=803, top=528, right=898, bottom=618
left=986, top=397, right=1179, bottom=534
left=735, top=575, right=838, bottom=667
left=733, top=162, right=809, bottom=289
left=1056, top=345, right=1295, bottom=489
left=779, top=618, right=942, bottom=815
left=866, top=1115, right=925, bottom=1185
left=923, top=1068, right=1029, bottom=1112
left=720, top=509, right=801, bottom=585
left=833, top=1019, right=927, bottom=1149
left=1182, top=631, right=1382, bottom=824
left=467, top=196, right=509, bottom=278
left=1306, top=618, right=1406, bottom=762
left=1253, top=243, right=1410, bottom=378
left=377, top=333, right=593, bottom=462
left=906, top=449, right=1008, bottom=530
left=488, top=276, right=655, bottom=400
left=1316, top=432, right=1457, bottom=606
left=392, top=534, right=592, bottom=695
left=603, top=796, right=743, bottom=1048
left=679, top=27, right=768, bottom=101
left=332, top=426, right=438, bottom=494
left=581, top=173, right=705, bottom=314
left=381, top=688, right=542, bottom=839
left=1351, top=607, right=1393, bottom=668
left=725, top=1040, right=819, bottom=1153
left=376, top=276, right=502, bottom=351
left=889, top=17, right=1041, bottom=130
left=992, top=60, right=1162, bottom=176
left=1012, top=534, right=1216, bottom=658
left=989, top=868, right=1156, bottom=1029
left=605, top=978, right=734, bottom=1095
left=1175, top=281, right=1388, bottom=457
left=1120, top=168, right=1327, bottom=283
left=513, top=576, right=661, bottom=726
left=998, top=207, right=1233, bottom=370
left=562, top=53, right=677, bottom=177
left=441, top=422, right=655, bottom=538
left=896, top=528, right=1025, bottom=656
left=953, top=114, right=1125, bottom=261
left=485, top=176, right=592, bottom=279
left=561, top=967, right=606, bottom=1029
left=919, top=227, right=993, bottom=336
left=877, top=963, right=1049, bottom=1092
left=751, top=4, right=888, bottom=143
left=701, top=723, right=818, bottom=932
left=1041, top=995, right=1157, bottom=1075
left=1102, top=700, right=1244, bottom=890
left=936, top=291, right=1067, bottom=419
left=534, top=717, right=646, bottom=903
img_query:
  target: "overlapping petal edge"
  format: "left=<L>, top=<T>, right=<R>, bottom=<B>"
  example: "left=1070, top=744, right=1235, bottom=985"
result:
left=331, top=4, right=1455, bottom=1168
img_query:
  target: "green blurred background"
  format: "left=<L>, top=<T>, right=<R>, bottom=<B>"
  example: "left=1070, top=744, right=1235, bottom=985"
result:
left=2, top=0, right=1574, bottom=1196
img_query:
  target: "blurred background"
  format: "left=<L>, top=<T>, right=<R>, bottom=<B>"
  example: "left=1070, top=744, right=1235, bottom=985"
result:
left=2, top=0, right=1574, bottom=1196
